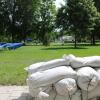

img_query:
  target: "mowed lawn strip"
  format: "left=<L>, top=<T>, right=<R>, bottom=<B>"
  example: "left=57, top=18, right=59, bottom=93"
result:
left=0, top=44, right=100, bottom=85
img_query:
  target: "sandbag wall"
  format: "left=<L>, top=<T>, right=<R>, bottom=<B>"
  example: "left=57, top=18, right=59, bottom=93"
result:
left=25, top=54, right=100, bottom=100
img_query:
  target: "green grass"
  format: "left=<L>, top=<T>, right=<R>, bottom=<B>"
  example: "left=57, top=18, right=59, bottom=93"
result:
left=0, top=43, right=100, bottom=85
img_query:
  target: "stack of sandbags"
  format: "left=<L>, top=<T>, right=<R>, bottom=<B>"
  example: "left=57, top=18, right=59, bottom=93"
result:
left=26, top=66, right=77, bottom=99
left=63, top=54, right=100, bottom=100
left=27, top=66, right=77, bottom=88
left=25, top=54, right=100, bottom=100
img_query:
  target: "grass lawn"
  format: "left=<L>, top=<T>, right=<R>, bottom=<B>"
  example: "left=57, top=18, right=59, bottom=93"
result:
left=0, top=43, right=100, bottom=85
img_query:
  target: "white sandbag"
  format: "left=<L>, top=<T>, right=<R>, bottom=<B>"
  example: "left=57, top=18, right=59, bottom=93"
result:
left=64, top=55, right=100, bottom=68
left=96, top=68, right=100, bottom=75
left=63, top=54, right=86, bottom=68
left=70, top=56, right=86, bottom=68
left=94, top=68, right=100, bottom=88
left=54, top=78, right=77, bottom=96
left=55, top=90, right=81, bottom=100
left=84, top=56, right=100, bottom=67
left=63, top=54, right=76, bottom=62
left=26, top=59, right=70, bottom=74
left=77, top=67, right=99, bottom=91
left=27, top=66, right=77, bottom=88
left=82, top=85, right=100, bottom=100
left=25, top=62, right=45, bottom=74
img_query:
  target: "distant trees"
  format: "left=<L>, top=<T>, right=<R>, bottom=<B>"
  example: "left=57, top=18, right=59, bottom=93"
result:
left=0, top=0, right=9, bottom=41
left=0, top=0, right=56, bottom=45
left=92, top=0, right=100, bottom=45
left=0, top=0, right=100, bottom=47
left=0, top=0, right=39, bottom=42
left=56, top=0, right=98, bottom=48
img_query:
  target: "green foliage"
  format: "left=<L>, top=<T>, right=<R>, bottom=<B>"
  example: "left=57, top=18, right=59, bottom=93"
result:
left=32, top=0, right=56, bottom=46
left=67, top=0, right=98, bottom=31
left=0, top=0, right=40, bottom=42
left=0, top=1, right=9, bottom=34
left=0, top=0, right=100, bottom=46
left=56, top=6, right=68, bottom=30
left=91, top=13, right=100, bottom=44
left=93, top=0, right=100, bottom=11
left=93, top=0, right=100, bottom=43
left=56, top=0, right=98, bottom=47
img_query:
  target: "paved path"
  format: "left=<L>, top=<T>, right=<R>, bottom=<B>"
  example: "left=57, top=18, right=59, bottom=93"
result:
left=0, top=86, right=34, bottom=100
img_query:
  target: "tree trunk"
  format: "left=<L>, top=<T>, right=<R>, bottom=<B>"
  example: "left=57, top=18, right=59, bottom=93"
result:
left=42, top=33, right=50, bottom=46
left=11, top=0, right=16, bottom=43
left=11, top=24, right=15, bottom=42
left=11, top=33, right=14, bottom=42
left=92, top=34, right=95, bottom=45
left=43, top=40, right=50, bottom=46
left=74, top=32, right=77, bottom=48
left=60, top=30, right=64, bottom=46
left=91, top=33, right=96, bottom=45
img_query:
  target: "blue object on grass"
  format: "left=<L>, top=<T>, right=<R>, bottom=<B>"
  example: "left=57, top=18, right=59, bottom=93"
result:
left=0, top=43, right=23, bottom=50
left=0, top=42, right=6, bottom=46
left=0, top=43, right=8, bottom=49
left=7, top=43, right=23, bottom=50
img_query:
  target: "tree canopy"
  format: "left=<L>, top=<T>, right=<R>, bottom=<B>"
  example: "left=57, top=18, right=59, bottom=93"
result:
left=56, top=0, right=98, bottom=47
left=0, top=0, right=100, bottom=47
left=32, top=0, right=56, bottom=45
left=0, top=0, right=40, bottom=42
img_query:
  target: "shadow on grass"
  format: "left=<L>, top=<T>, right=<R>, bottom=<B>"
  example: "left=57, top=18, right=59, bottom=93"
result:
left=52, top=42, right=100, bottom=46
left=0, top=49, right=6, bottom=52
left=25, top=42, right=100, bottom=47
left=78, top=43, right=100, bottom=46
left=41, top=46, right=88, bottom=50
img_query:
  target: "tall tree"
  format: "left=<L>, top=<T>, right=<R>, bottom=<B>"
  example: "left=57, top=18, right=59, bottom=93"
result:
left=67, top=0, right=98, bottom=47
left=6, top=0, right=34, bottom=42
left=0, top=0, right=9, bottom=41
left=0, top=1, right=4, bottom=34
left=0, top=0, right=40, bottom=42
left=32, top=0, right=56, bottom=46
left=56, top=0, right=98, bottom=47
left=92, top=0, right=100, bottom=45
